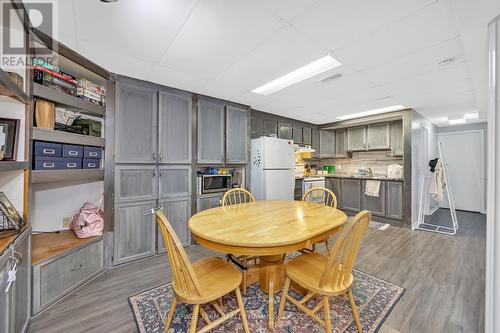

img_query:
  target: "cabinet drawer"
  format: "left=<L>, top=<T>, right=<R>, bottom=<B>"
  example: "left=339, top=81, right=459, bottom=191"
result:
left=62, top=144, right=83, bottom=158
left=33, top=239, right=104, bottom=313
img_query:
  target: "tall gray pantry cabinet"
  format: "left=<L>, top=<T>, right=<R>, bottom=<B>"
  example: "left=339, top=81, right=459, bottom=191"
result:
left=114, top=80, right=192, bottom=264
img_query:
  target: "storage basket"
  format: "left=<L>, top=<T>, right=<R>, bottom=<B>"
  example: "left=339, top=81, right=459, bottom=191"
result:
left=0, top=210, right=21, bottom=239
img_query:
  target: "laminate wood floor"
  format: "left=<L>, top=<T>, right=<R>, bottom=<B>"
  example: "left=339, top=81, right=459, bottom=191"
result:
left=29, top=209, right=485, bottom=333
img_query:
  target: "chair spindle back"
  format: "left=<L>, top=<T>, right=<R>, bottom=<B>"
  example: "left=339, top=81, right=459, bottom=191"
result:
left=156, top=211, right=202, bottom=298
left=319, top=210, right=371, bottom=290
left=222, top=188, right=255, bottom=206
left=302, top=187, right=337, bottom=208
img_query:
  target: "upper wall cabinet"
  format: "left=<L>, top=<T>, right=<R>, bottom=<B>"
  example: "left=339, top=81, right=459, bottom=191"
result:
left=347, top=126, right=367, bottom=151
left=278, top=123, right=293, bottom=140
left=159, top=91, right=192, bottom=164
left=197, top=99, right=225, bottom=164
left=302, top=127, right=312, bottom=145
left=319, top=130, right=335, bottom=158
left=115, top=82, right=157, bottom=163
left=292, top=126, right=302, bottom=144
left=391, top=121, right=403, bottom=156
left=311, top=129, right=320, bottom=158
left=366, top=123, right=390, bottom=150
left=226, top=106, right=248, bottom=164
left=250, top=116, right=263, bottom=139
left=334, top=129, right=347, bottom=158
left=263, top=120, right=278, bottom=137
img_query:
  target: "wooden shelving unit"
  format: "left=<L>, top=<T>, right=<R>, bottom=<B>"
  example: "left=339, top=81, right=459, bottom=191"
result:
left=31, top=169, right=104, bottom=184
left=33, top=83, right=105, bottom=116
left=0, top=161, right=29, bottom=172
left=32, top=128, right=105, bottom=147
left=0, top=68, right=29, bottom=104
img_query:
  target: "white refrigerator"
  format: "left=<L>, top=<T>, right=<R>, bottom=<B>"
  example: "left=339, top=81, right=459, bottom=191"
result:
left=250, top=137, right=295, bottom=200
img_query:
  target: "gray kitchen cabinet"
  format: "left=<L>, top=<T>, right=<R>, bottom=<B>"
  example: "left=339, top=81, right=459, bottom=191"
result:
left=340, top=179, right=361, bottom=212
left=335, top=129, right=347, bottom=157
left=197, top=193, right=223, bottom=212
left=251, top=115, right=263, bottom=138
left=278, top=123, right=293, bottom=140
left=197, top=99, right=225, bottom=164
left=302, top=127, right=312, bottom=145
left=311, top=129, right=320, bottom=158
left=367, top=123, right=390, bottom=150
left=347, top=126, right=367, bottom=151
left=0, top=249, right=13, bottom=333
left=115, top=165, right=157, bottom=202
left=294, top=178, right=303, bottom=200
left=319, top=130, right=335, bottom=158
left=292, top=126, right=303, bottom=144
left=263, top=120, right=278, bottom=136
left=391, top=121, right=403, bottom=156
left=386, top=181, right=403, bottom=220
left=0, top=230, right=31, bottom=333
left=361, top=180, right=386, bottom=216
left=327, top=178, right=341, bottom=204
left=115, top=82, right=157, bottom=163
left=114, top=201, right=156, bottom=264
left=13, top=232, right=30, bottom=333
left=158, top=91, right=192, bottom=164
left=33, top=237, right=105, bottom=314
left=158, top=198, right=191, bottom=252
left=226, top=106, right=248, bottom=164
left=159, top=165, right=191, bottom=199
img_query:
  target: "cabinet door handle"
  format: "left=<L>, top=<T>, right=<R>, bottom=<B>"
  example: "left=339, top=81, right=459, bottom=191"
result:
left=13, top=251, right=22, bottom=264
left=153, top=152, right=156, bottom=161
left=159, top=153, right=163, bottom=161
left=70, top=264, right=82, bottom=272
left=153, top=169, right=156, bottom=177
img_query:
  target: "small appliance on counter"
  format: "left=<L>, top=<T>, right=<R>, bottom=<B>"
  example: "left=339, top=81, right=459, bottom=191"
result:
left=387, top=164, right=403, bottom=179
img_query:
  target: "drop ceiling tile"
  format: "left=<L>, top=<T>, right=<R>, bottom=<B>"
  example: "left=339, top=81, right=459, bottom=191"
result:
left=75, top=0, right=199, bottom=63
left=292, top=0, right=437, bottom=51
left=213, top=25, right=329, bottom=93
left=160, top=0, right=284, bottom=79
left=362, top=37, right=467, bottom=85
left=77, top=39, right=154, bottom=80
left=333, top=0, right=459, bottom=71
left=257, top=0, right=319, bottom=21
left=147, top=65, right=207, bottom=92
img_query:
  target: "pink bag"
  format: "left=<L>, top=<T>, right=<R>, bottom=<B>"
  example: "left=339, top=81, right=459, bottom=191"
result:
left=70, top=197, right=104, bottom=238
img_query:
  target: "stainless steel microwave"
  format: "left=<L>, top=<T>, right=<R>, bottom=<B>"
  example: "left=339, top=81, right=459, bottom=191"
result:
left=197, top=174, right=232, bottom=194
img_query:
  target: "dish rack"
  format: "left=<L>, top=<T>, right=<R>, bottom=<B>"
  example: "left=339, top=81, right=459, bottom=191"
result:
left=0, top=210, right=23, bottom=239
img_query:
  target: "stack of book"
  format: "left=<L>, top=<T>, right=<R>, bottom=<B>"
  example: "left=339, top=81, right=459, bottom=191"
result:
left=33, top=63, right=78, bottom=96
left=77, top=78, right=106, bottom=106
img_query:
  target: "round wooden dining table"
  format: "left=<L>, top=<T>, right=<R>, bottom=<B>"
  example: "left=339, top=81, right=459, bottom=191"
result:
left=188, top=200, right=348, bottom=329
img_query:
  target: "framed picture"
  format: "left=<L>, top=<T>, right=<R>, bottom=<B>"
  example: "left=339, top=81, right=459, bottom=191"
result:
left=0, top=192, right=23, bottom=231
left=0, top=118, right=19, bottom=161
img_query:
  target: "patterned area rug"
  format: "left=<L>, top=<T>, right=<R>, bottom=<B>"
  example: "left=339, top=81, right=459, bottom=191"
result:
left=129, top=269, right=404, bottom=333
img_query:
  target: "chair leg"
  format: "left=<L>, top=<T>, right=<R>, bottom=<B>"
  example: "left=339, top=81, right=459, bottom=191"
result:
left=163, top=297, right=177, bottom=332
left=189, top=304, right=199, bottom=333
left=276, top=277, right=291, bottom=324
left=242, top=256, right=248, bottom=295
left=348, top=289, right=362, bottom=333
left=268, top=275, right=274, bottom=330
left=323, top=240, right=329, bottom=254
left=235, top=287, right=250, bottom=333
left=323, top=296, right=332, bottom=333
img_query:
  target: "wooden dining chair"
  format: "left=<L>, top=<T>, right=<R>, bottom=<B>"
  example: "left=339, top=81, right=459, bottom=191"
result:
left=277, top=210, right=372, bottom=333
left=156, top=211, right=250, bottom=333
left=301, top=187, right=338, bottom=253
left=222, top=188, right=258, bottom=294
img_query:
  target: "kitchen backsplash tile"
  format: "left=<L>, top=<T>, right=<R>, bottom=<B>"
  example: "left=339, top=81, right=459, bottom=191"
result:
left=306, top=150, right=403, bottom=177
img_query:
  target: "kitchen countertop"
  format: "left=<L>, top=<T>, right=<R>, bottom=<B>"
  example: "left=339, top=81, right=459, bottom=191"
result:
left=295, top=175, right=403, bottom=182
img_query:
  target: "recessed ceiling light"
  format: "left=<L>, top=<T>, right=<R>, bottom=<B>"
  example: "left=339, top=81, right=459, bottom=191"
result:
left=336, top=105, right=406, bottom=120
left=448, top=118, right=466, bottom=125
left=101, top=0, right=118, bottom=2
left=252, top=55, right=342, bottom=95
left=465, top=112, right=479, bottom=119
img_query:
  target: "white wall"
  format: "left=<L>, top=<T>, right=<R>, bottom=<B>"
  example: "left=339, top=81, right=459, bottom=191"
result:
left=411, top=111, right=438, bottom=228
left=31, top=181, right=104, bottom=232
